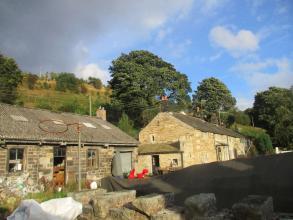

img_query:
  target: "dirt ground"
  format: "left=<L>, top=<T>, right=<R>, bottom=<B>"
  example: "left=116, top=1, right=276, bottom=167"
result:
left=102, top=152, right=293, bottom=212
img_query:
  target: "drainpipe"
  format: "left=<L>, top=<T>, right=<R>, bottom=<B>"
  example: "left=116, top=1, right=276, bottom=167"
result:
left=180, top=152, right=184, bottom=168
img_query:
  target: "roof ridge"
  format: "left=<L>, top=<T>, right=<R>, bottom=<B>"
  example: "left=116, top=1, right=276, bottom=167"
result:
left=0, top=102, right=96, bottom=119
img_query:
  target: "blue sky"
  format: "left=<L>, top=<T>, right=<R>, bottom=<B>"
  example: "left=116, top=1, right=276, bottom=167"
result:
left=0, top=0, right=292, bottom=109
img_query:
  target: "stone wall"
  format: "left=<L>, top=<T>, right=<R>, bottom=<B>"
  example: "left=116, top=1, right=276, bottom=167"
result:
left=0, top=144, right=115, bottom=188
left=0, top=148, right=7, bottom=176
left=137, top=153, right=182, bottom=174
left=136, top=155, right=152, bottom=174
left=138, top=112, right=247, bottom=171
left=139, top=113, right=194, bottom=144
left=66, top=146, right=114, bottom=184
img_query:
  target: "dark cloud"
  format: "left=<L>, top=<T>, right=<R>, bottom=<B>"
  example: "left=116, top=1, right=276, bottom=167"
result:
left=0, top=0, right=192, bottom=76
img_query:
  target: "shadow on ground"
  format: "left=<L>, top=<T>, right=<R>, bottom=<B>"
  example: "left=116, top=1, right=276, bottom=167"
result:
left=102, top=153, right=293, bottom=212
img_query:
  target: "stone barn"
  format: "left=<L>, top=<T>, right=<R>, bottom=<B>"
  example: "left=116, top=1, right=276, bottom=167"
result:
left=137, top=112, right=248, bottom=174
left=0, top=103, right=138, bottom=189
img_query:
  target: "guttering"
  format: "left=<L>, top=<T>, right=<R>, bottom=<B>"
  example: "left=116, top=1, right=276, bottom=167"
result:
left=2, top=138, right=139, bottom=147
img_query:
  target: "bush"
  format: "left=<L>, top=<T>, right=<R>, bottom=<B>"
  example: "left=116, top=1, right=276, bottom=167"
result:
left=254, top=133, right=273, bottom=154
left=232, top=124, right=273, bottom=155
left=36, top=99, right=52, bottom=110
left=55, top=73, right=79, bottom=93
left=58, top=99, right=88, bottom=115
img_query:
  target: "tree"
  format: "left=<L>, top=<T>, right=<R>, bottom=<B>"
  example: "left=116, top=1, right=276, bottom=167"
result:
left=55, top=73, right=79, bottom=93
left=222, top=109, right=251, bottom=127
left=23, top=73, right=38, bottom=89
left=109, top=50, right=191, bottom=126
left=88, top=77, right=103, bottom=89
left=253, top=87, right=293, bottom=148
left=192, top=77, right=236, bottom=122
left=0, top=53, right=22, bottom=104
left=117, top=112, right=137, bottom=138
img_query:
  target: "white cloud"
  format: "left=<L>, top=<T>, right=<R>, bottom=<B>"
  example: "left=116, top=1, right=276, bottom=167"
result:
left=209, top=26, right=259, bottom=57
left=209, top=52, right=223, bottom=61
left=231, top=57, right=293, bottom=92
left=167, top=39, right=192, bottom=58
left=198, top=0, right=228, bottom=14
left=236, top=97, right=254, bottom=110
left=75, top=64, right=110, bottom=85
left=156, top=27, right=173, bottom=41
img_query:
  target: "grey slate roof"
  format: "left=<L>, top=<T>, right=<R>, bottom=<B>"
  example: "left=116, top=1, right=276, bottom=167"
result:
left=0, top=103, right=138, bottom=146
left=172, top=113, right=243, bottom=138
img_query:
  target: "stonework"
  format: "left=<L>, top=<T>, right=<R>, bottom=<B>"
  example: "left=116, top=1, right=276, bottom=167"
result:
left=138, top=112, right=247, bottom=173
left=0, top=144, right=115, bottom=194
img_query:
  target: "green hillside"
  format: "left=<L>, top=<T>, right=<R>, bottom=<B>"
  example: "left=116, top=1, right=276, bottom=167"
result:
left=16, top=79, right=111, bottom=115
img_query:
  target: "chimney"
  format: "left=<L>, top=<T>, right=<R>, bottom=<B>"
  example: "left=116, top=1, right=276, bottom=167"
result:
left=96, top=106, right=106, bottom=121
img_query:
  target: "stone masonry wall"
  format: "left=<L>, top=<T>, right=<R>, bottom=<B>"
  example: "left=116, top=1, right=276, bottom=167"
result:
left=0, top=145, right=115, bottom=186
left=0, top=148, right=7, bottom=176
left=0, top=145, right=54, bottom=184
left=138, top=112, right=246, bottom=171
left=136, top=155, right=152, bottom=173
left=179, top=131, right=217, bottom=167
left=137, top=153, right=182, bottom=174
left=66, top=146, right=114, bottom=184
left=139, top=112, right=194, bottom=144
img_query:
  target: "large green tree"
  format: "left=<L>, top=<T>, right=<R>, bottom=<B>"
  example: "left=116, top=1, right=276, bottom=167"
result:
left=253, top=87, right=293, bottom=148
left=88, top=77, right=103, bottom=89
left=55, top=73, right=80, bottom=93
left=109, top=50, right=191, bottom=126
left=0, top=53, right=22, bottom=104
left=192, top=77, right=236, bottom=122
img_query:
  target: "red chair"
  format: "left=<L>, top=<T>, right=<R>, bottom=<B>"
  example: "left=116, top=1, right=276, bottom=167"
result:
left=128, top=169, right=136, bottom=179
left=136, top=168, right=149, bottom=179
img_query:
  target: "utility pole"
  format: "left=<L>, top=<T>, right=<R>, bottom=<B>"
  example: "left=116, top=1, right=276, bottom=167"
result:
left=77, top=123, right=81, bottom=191
left=89, top=95, right=92, bottom=116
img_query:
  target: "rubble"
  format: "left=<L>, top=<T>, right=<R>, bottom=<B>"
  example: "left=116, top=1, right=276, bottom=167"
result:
left=109, top=207, right=149, bottom=220
left=184, top=193, right=217, bottom=219
left=150, top=206, right=185, bottom=220
left=92, top=190, right=136, bottom=218
left=131, top=193, right=174, bottom=216
left=67, top=188, right=106, bottom=205
left=0, top=172, right=41, bottom=201
left=71, top=190, right=281, bottom=220
left=232, top=195, right=274, bottom=220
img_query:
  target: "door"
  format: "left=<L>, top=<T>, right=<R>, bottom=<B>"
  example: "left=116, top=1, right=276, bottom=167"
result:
left=120, top=151, right=132, bottom=174
left=53, top=147, right=66, bottom=186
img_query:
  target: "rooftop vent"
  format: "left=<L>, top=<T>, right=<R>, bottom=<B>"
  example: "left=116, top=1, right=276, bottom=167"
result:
left=10, top=115, right=28, bottom=122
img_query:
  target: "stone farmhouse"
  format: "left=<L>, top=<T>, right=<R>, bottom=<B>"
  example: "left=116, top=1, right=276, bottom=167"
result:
left=137, top=112, right=248, bottom=174
left=0, top=103, right=138, bottom=187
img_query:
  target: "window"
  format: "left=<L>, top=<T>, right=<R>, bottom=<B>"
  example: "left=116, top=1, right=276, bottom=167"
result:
left=150, top=135, right=155, bottom=143
left=171, top=159, right=178, bottom=167
left=87, top=149, right=99, bottom=169
left=8, top=148, right=24, bottom=172
left=10, top=115, right=28, bottom=122
left=83, top=122, right=96, bottom=128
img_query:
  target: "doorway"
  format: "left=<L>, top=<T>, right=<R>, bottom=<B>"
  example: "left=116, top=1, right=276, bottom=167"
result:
left=152, top=155, right=160, bottom=175
left=53, top=147, right=66, bottom=186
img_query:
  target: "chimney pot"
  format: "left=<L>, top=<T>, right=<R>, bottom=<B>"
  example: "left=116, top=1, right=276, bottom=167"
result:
left=96, top=107, right=106, bottom=120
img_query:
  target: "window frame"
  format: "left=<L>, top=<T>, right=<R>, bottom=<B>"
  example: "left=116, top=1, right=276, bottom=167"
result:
left=87, top=149, right=99, bottom=170
left=8, top=147, right=25, bottom=173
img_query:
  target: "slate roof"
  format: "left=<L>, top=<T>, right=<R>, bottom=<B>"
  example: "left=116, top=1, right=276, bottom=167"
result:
left=171, top=113, right=243, bottom=138
left=138, top=143, right=182, bottom=155
left=0, top=103, right=138, bottom=146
